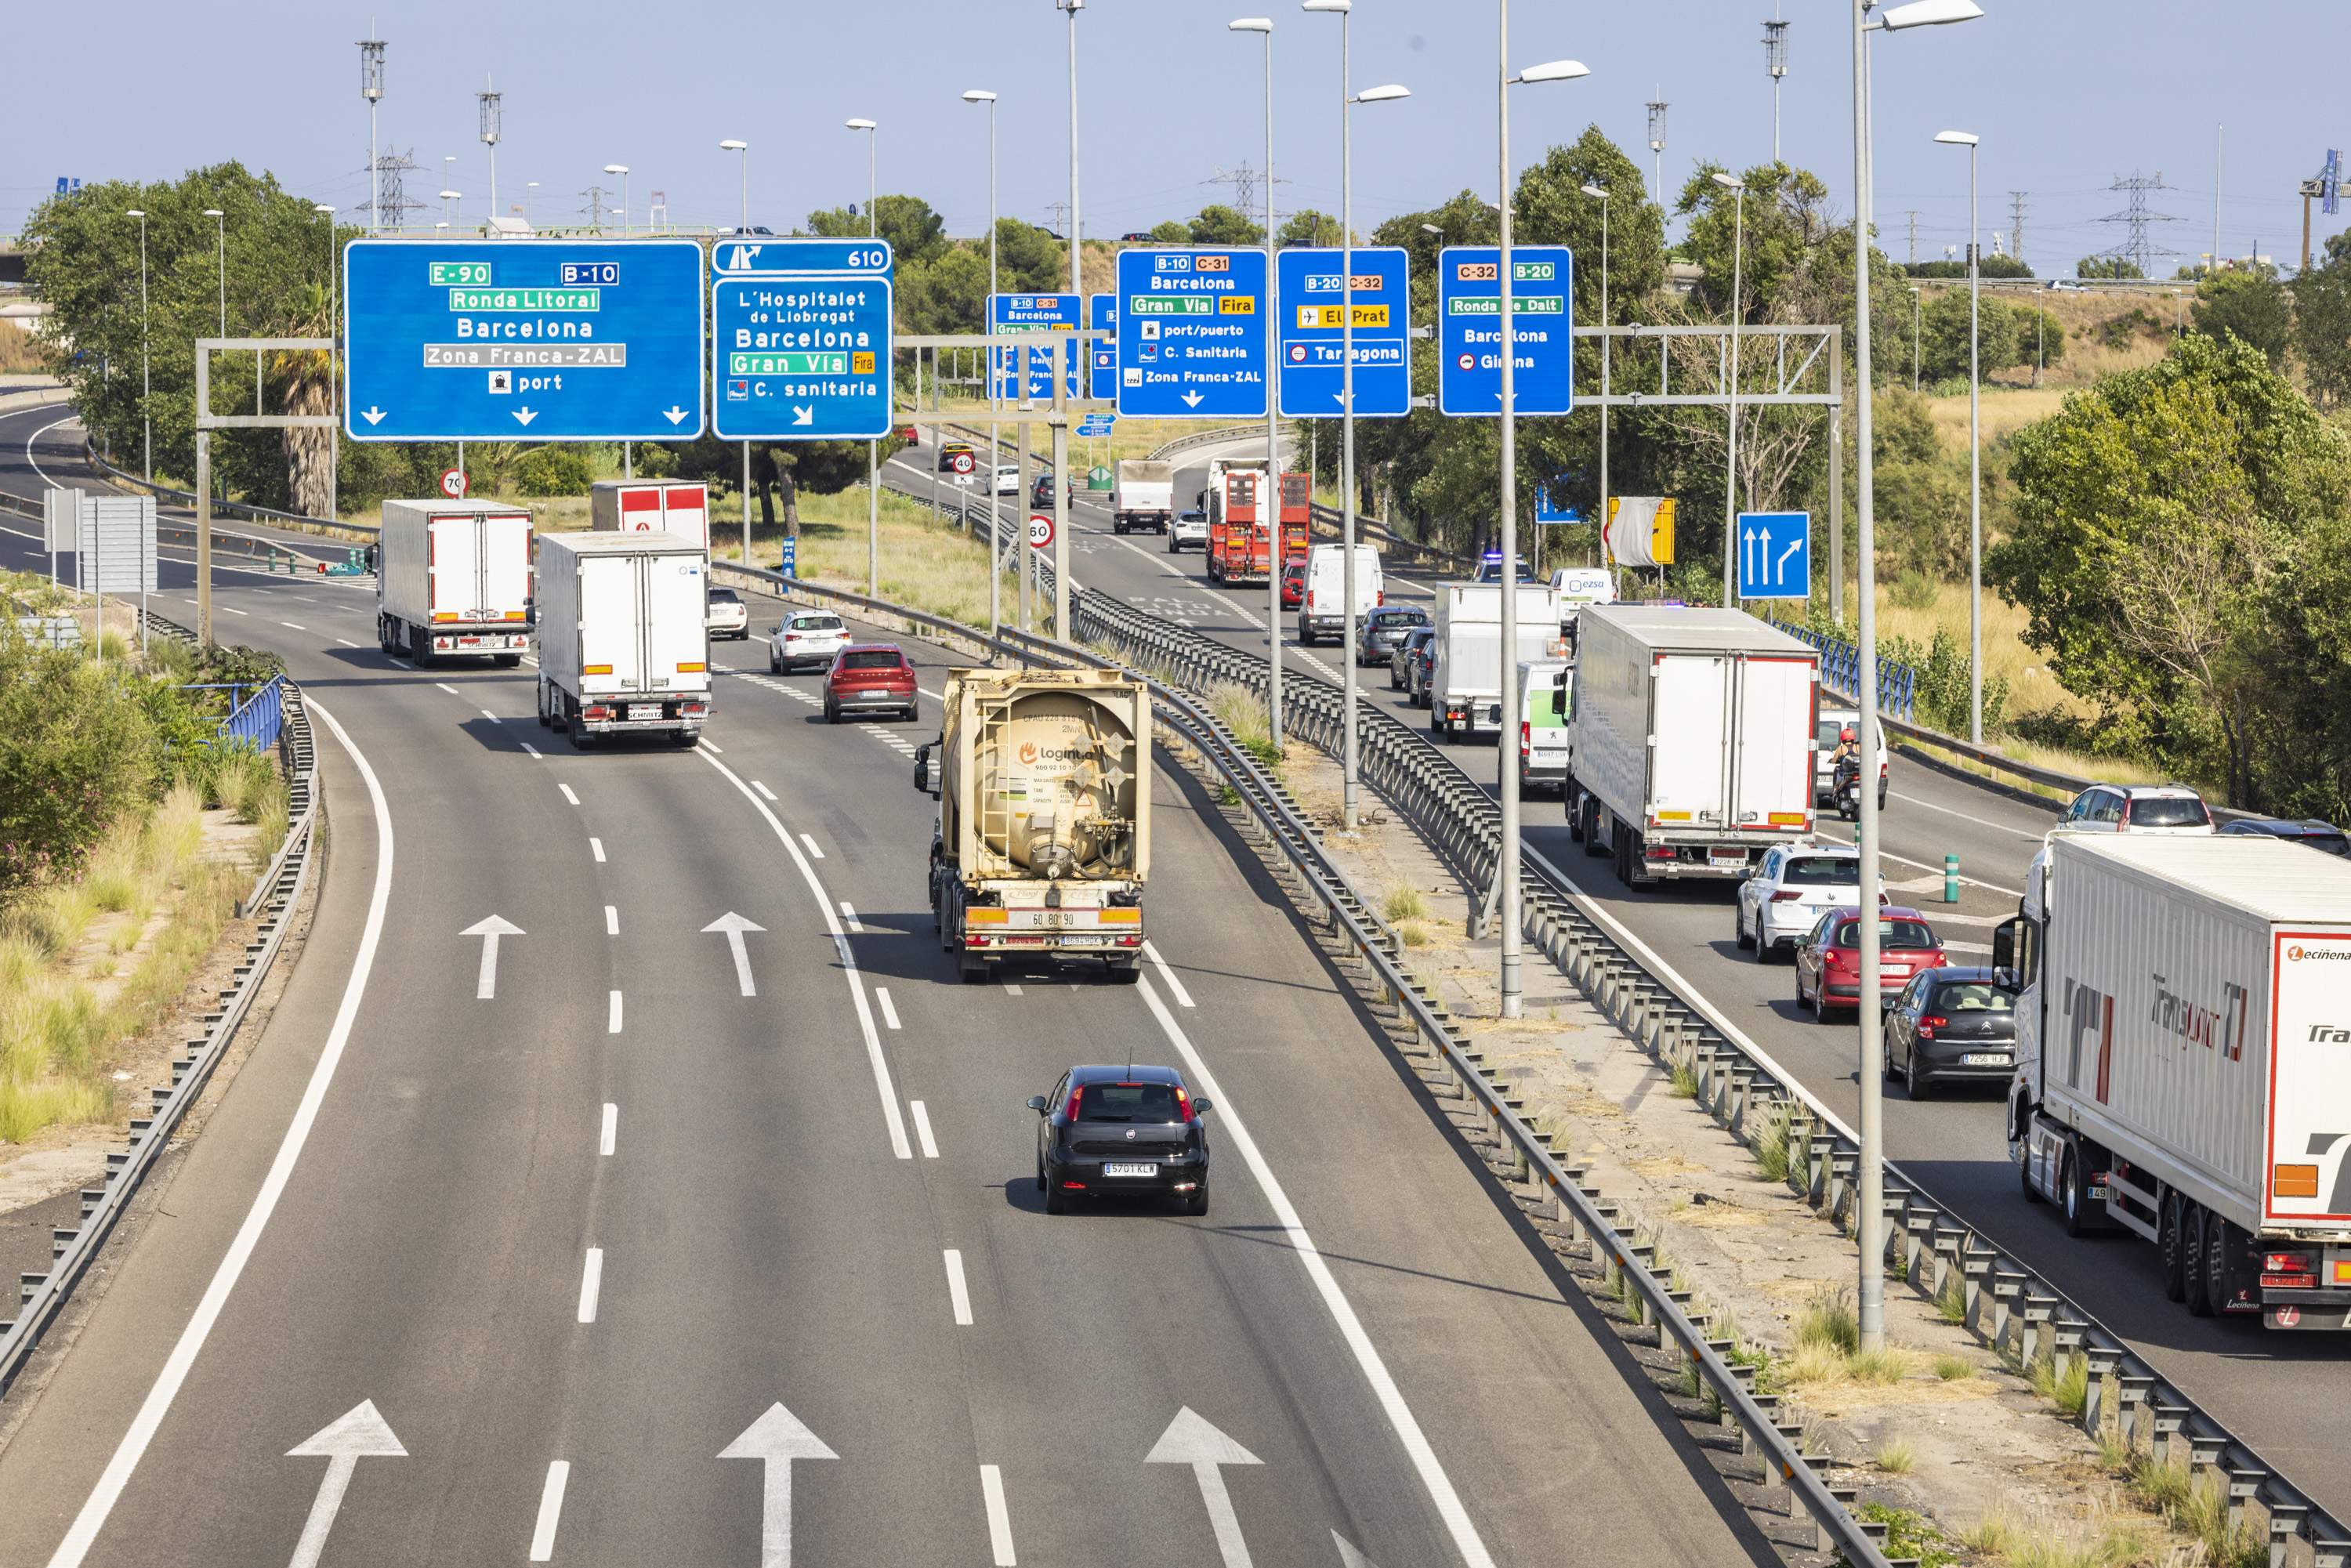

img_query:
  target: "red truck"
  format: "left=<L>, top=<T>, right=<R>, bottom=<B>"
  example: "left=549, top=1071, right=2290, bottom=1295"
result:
left=1203, top=462, right=1310, bottom=585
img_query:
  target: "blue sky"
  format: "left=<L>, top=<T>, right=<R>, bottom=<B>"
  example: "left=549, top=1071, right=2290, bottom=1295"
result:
left=8, top=2, right=2345, bottom=274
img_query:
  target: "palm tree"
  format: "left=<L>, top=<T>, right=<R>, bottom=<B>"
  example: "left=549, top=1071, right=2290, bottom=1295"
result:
left=268, top=281, right=335, bottom=519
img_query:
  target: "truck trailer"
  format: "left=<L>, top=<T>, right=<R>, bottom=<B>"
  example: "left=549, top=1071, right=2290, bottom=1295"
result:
left=1111, top=460, right=1175, bottom=534
left=375, top=498, right=534, bottom=665
left=533, top=530, right=712, bottom=748
left=591, top=480, right=711, bottom=552
left=1565, top=605, right=1818, bottom=885
left=1427, top=582, right=1564, bottom=742
left=915, top=668, right=1150, bottom=983
left=2001, top=834, right=2351, bottom=1328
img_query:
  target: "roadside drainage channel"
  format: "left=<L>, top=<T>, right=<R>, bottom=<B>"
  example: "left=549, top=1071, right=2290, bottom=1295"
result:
left=1, top=612, right=317, bottom=1400
left=709, top=556, right=1900, bottom=1568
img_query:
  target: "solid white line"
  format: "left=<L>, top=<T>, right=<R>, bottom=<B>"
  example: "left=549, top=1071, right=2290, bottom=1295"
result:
left=41, top=694, right=397, bottom=1568
left=1890, top=788, right=2045, bottom=840
left=589, top=838, right=606, bottom=864
left=910, top=1099, right=938, bottom=1158
left=575, top=1250, right=603, bottom=1324
left=1142, top=940, right=1194, bottom=1008
left=603, top=904, right=618, bottom=936
left=560, top=784, right=580, bottom=806
left=1135, top=973, right=1499, bottom=1568
left=702, top=739, right=723, bottom=755
left=435, top=682, right=458, bottom=695
left=279, top=621, right=306, bottom=631
left=480, top=708, right=500, bottom=723
left=521, top=743, right=542, bottom=759
left=839, top=900, right=860, bottom=932
left=529, top=1462, right=570, bottom=1563
left=600, top=1103, right=618, bottom=1157
left=607, top=990, right=622, bottom=1034
left=799, top=833, right=825, bottom=859
left=980, top=1465, right=1018, bottom=1566
left=943, top=1249, right=974, bottom=1326
left=876, top=987, right=901, bottom=1030
left=752, top=780, right=778, bottom=802
left=694, top=748, right=913, bottom=1160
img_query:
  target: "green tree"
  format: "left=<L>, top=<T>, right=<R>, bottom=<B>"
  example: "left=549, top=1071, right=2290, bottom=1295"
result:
left=1147, top=219, right=1190, bottom=244
left=1186, top=205, right=1264, bottom=246
left=2292, top=248, right=2351, bottom=408
left=1913, top=291, right=2063, bottom=382
left=806, top=194, right=947, bottom=264
left=2191, top=268, right=2294, bottom=368
left=2076, top=255, right=2143, bottom=280
left=1675, top=161, right=1832, bottom=321
left=1278, top=210, right=1342, bottom=248
left=1904, top=254, right=2032, bottom=281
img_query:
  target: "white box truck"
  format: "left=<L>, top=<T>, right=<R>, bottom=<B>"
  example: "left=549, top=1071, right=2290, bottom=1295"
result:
left=533, top=531, right=712, bottom=748
left=2001, top=835, right=2351, bottom=1329
left=1110, top=460, right=1175, bottom=534
left=591, top=480, right=710, bottom=552
left=1297, top=542, right=1383, bottom=646
left=375, top=499, right=534, bottom=665
left=1428, top=582, right=1565, bottom=741
left=1565, top=605, right=1819, bottom=885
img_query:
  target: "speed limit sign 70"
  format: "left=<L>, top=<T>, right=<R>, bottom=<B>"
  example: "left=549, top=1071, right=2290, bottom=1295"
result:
left=439, top=468, right=469, bottom=499
left=1028, top=513, right=1054, bottom=549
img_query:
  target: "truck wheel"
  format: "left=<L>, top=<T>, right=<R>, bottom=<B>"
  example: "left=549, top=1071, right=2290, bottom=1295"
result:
left=2204, top=1212, right=2242, bottom=1313
left=957, top=954, right=988, bottom=984
left=2158, top=1194, right=2188, bottom=1300
left=2183, top=1205, right=2215, bottom=1317
left=494, top=654, right=521, bottom=668
left=1614, top=824, right=1634, bottom=886
left=2061, top=1148, right=2088, bottom=1236
left=1567, top=793, right=1585, bottom=842
left=2020, top=1134, right=2044, bottom=1204
left=1582, top=798, right=1607, bottom=860
left=536, top=684, right=552, bottom=728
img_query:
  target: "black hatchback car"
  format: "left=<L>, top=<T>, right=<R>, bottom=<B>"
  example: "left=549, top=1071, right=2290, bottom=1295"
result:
left=1357, top=606, right=1430, bottom=667
left=1028, top=1065, right=1212, bottom=1215
left=1885, top=966, right=2019, bottom=1098
left=1392, top=626, right=1436, bottom=694
left=2219, top=817, right=2350, bottom=856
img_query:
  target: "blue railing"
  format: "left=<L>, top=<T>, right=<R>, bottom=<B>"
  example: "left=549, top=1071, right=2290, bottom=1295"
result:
left=180, top=677, right=285, bottom=751
left=1768, top=619, right=1918, bottom=721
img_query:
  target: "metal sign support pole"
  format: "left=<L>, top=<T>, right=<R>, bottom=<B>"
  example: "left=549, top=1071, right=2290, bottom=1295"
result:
left=197, top=432, right=212, bottom=646
left=742, top=442, right=752, bottom=567
left=1016, top=424, right=1032, bottom=634
left=1052, top=339, right=1072, bottom=642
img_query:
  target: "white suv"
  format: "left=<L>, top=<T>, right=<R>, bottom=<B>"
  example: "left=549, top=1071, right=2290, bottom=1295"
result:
left=1734, top=843, right=1883, bottom=960
left=2054, top=783, right=2213, bottom=835
left=768, top=610, right=849, bottom=673
left=1168, top=508, right=1210, bottom=553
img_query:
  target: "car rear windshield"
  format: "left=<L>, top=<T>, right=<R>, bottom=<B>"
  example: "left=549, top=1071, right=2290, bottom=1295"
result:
left=1782, top=856, right=1857, bottom=886
left=1835, top=919, right=1937, bottom=951
left=2305, top=833, right=2351, bottom=857
left=2128, top=796, right=2208, bottom=827
left=792, top=614, right=843, bottom=632
left=1933, top=982, right=2015, bottom=1012
left=708, top=588, right=740, bottom=604
left=1076, top=1082, right=1181, bottom=1122
left=840, top=650, right=904, bottom=671
left=1375, top=609, right=1429, bottom=626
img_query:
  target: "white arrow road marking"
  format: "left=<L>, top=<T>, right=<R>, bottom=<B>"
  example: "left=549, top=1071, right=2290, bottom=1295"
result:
left=703, top=911, right=766, bottom=997
left=1148, top=1408, right=1262, bottom=1568
left=360, top=407, right=386, bottom=425
left=1331, top=1531, right=1382, bottom=1567
left=461, top=914, right=523, bottom=1000
left=980, top=1465, right=1017, bottom=1566
left=1775, top=537, right=1802, bottom=583
left=284, top=1401, right=407, bottom=1568
left=513, top=407, right=538, bottom=427
left=719, top=1403, right=839, bottom=1568
left=792, top=405, right=814, bottom=426
left=664, top=405, right=690, bottom=425
left=528, top=1461, right=570, bottom=1562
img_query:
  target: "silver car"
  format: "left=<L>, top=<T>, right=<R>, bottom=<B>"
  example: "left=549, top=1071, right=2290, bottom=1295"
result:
left=2053, top=783, right=2213, bottom=835
left=1168, top=508, right=1210, bottom=553
left=767, top=610, right=849, bottom=673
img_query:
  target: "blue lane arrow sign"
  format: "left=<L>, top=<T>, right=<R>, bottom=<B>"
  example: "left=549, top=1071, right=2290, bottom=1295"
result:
left=990, top=293, right=1081, bottom=400
left=1275, top=246, right=1410, bottom=418
left=344, top=239, right=705, bottom=440
left=1436, top=245, right=1574, bottom=418
left=1736, top=510, right=1811, bottom=600
left=1089, top=292, right=1118, bottom=401
left=712, top=274, right=893, bottom=441
left=1534, top=481, right=1581, bottom=524
left=1115, top=248, right=1269, bottom=418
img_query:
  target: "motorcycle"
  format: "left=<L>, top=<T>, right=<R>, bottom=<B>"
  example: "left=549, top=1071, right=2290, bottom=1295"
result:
left=1833, top=755, right=1863, bottom=821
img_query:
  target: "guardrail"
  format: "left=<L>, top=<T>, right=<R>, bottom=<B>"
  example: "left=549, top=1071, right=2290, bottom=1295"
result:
left=1766, top=617, right=1919, bottom=722
left=708, top=552, right=1899, bottom=1568
left=2, top=634, right=317, bottom=1399
left=84, top=443, right=380, bottom=541
left=1146, top=424, right=1261, bottom=462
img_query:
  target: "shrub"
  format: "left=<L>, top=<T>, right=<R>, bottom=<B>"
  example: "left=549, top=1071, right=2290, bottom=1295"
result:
left=1891, top=569, right=1939, bottom=611
left=1382, top=885, right=1430, bottom=923
left=0, top=635, right=159, bottom=901
left=516, top=446, right=595, bottom=497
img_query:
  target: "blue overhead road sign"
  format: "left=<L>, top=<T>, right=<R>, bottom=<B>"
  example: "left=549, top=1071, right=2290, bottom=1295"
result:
left=1436, top=245, right=1574, bottom=418
left=990, top=293, right=1081, bottom=400
left=344, top=239, right=705, bottom=440
left=711, top=237, right=893, bottom=277
left=1275, top=247, right=1409, bottom=418
left=712, top=274, right=894, bottom=441
left=1736, top=511, right=1810, bottom=600
left=1115, top=248, right=1268, bottom=418
left=1089, top=292, right=1118, bottom=401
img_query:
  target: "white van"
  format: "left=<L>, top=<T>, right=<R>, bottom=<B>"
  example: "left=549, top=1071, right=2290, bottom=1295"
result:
left=1550, top=566, right=1617, bottom=637
left=1297, top=543, right=1383, bottom=646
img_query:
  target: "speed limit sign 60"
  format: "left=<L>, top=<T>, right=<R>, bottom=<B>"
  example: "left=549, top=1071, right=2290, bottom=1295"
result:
left=1027, top=513, right=1054, bottom=549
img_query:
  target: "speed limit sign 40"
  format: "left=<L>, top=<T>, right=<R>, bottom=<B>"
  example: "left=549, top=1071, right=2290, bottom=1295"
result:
left=1027, top=513, right=1054, bottom=549
left=951, top=451, right=975, bottom=476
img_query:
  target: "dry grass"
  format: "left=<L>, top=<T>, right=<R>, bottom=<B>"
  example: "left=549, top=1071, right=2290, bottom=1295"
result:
left=1874, top=1438, right=1917, bottom=1475
left=1784, top=1287, right=1922, bottom=1388
left=708, top=484, right=1015, bottom=633
left=1382, top=885, right=1431, bottom=923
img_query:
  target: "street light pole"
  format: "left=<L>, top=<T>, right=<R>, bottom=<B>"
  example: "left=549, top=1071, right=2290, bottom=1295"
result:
left=1581, top=184, right=1609, bottom=573
left=723, top=136, right=752, bottom=568
left=963, top=91, right=1002, bottom=638
left=1232, top=16, right=1281, bottom=751
left=206, top=208, right=226, bottom=336
left=1054, top=0, right=1084, bottom=644
left=1715, top=171, right=1747, bottom=607
left=128, top=209, right=150, bottom=480
left=846, top=119, right=879, bottom=598
left=604, top=165, right=629, bottom=235
left=317, top=205, right=338, bottom=522
left=1937, top=129, right=1983, bottom=743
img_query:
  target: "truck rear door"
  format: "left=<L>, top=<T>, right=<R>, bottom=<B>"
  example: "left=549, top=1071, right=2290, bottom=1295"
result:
left=643, top=552, right=710, bottom=693
left=426, top=514, right=481, bottom=622
left=578, top=553, right=639, bottom=693
left=2266, top=925, right=2351, bottom=1226
left=1650, top=654, right=1730, bottom=827
left=1730, top=656, right=1817, bottom=831
left=479, top=512, right=533, bottom=624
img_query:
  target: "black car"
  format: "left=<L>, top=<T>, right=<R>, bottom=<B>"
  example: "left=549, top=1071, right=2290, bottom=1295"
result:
left=2219, top=817, right=2350, bottom=856
left=1032, top=473, right=1057, bottom=508
left=1357, top=606, right=1430, bottom=668
left=1390, top=626, right=1434, bottom=691
left=1885, top=966, right=2018, bottom=1098
left=1028, top=1065, right=1212, bottom=1215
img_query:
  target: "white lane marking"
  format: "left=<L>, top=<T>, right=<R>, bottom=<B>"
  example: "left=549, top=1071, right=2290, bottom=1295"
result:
left=280, top=621, right=307, bottom=631
left=607, top=991, right=622, bottom=1034
left=753, top=780, right=778, bottom=802
left=910, top=1099, right=938, bottom=1158
left=521, top=743, right=542, bottom=759
left=335, top=637, right=359, bottom=648
left=528, top=1461, right=570, bottom=1562
left=390, top=658, right=412, bottom=670
left=876, top=987, right=900, bottom=1030
left=600, top=1103, right=618, bottom=1157
left=435, top=682, right=458, bottom=695
left=219, top=605, right=249, bottom=616
left=799, top=833, right=825, bottom=860
left=1004, top=983, right=1023, bottom=997
left=1891, top=788, right=2045, bottom=840
left=702, top=739, right=723, bottom=755
left=480, top=708, right=500, bottom=723
left=40, top=694, right=397, bottom=1568
left=575, top=1250, right=603, bottom=1324
left=1143, top=940, right=1195, bottom=1008
left=603, top=905, right=618, bottom=936
left=980, top=1465, right=1018, bottom=1566
left=589, top=838, right=606, bottom=864
left=695, top=749, right=912, bottom=1160
left=943, top=1249, right=974, bottom=1326
left=1807, top=828, right=2026, bottom=899
left=1136, top=974, right=1500, bottom=1568
left=839, top=901, right=861, bottom=932
left=560, top=784, right=580, bottom=806
left=918, top=686, right=945, bottom=701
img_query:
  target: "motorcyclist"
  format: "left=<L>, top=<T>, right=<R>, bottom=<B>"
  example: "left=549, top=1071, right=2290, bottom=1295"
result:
left=1830, top=726, right=1862, bottom=797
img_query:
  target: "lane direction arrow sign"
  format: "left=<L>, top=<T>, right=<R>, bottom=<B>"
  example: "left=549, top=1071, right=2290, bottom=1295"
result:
left=1147, top=1407, right=1263, bottom=1568
left=285, top=1400, right=407, bottom=1568
left=461, top=914, right=523, bottom=1000
left=720, top=1402, right=839, bottom=1568
left=1734, top=510, right=1811, bottom=601
left=702, top=911, right=766, bottom=998
left=713, top=273, right=893, bottom=442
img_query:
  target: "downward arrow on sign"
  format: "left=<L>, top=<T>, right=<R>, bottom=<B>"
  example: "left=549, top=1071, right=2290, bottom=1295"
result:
left=664, top=406, right=690, bottom=425
left=513, top=407, right=538, bottom=427
left=1181, top=390, right=1206, bottom=408
left=360, top=406, right=387, bottom=425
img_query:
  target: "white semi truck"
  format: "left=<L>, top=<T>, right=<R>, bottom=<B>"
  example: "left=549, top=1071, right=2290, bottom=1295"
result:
left=1111, top=459, right=1175, bottom=534
left=375, top=499, right=534, bottom=665
left=914, top=668, right=1150, bottom=983
left=532, top=531, right=712, bottom=748
left=1565, top=605, right=1819, bottom=886
left=591, top=480, right=711, bottom=552
left=1428, top=582, right=1564, bottom=741
left=2001, top=834, right=2351, bottom=1328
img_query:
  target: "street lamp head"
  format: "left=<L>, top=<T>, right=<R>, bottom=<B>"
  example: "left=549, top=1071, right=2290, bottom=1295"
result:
left=1512, top=59, right=1590, bottom=85
left=603, top=164, right=629, bottom=176
left=1578, top=183, right=1608, bottom=201
left=438, top=190, right=462, bottom=201
left=1301, top=0, right=1350, bottom=12
left=960, top=90, right=997, bottom=103
left=125, top=209, right=145, bottom=219
left=315, top=205, right=335, bottom=214
left=719, top=139, right=748, bottom=150
left=1710, top=172, right=1744, bottom=191
left=845, top=118, right=876, bottom=131
left=1229, top=16, right=1271, bottom=31
left=1876, top=0, right=1983, bottom=29
left=1353, top=83, right=1410, bottom=103
left=202, top=208, right=224, bottom=218
left=1933, top=129, right=1980, bottom=147
left=1419, top=223, right=1444, bottom=236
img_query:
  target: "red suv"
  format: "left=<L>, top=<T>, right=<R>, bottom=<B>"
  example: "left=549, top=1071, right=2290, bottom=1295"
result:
left=1793, top=905, right=1947, bottom=1020
left=824, top=645, right=918, bottom=723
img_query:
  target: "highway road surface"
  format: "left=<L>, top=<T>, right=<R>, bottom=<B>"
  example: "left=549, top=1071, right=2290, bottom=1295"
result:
left=0, top=401, right=1772, bottom=1566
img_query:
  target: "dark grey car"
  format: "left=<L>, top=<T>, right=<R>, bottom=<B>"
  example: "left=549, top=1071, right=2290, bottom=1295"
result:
left=1886, top=966, right=2018, bottom=1098
left=1357, top=606, right=1429, bottom=668
left=1028, top=1064, right=1212, bottom=1215
left=1391, top=626, right=1436, bottom=693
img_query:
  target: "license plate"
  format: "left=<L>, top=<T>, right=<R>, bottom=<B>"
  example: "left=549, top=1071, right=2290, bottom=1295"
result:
left=1709, top=848, right=1748, bottom=864
left=1060, top=935, right=1106, bottom=947
left=1962, top=1052, right=2010, bottom=1066
left=627, top=703, right=662, bottom=721
left=1102, top=1163, right=1157, bottom=1178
